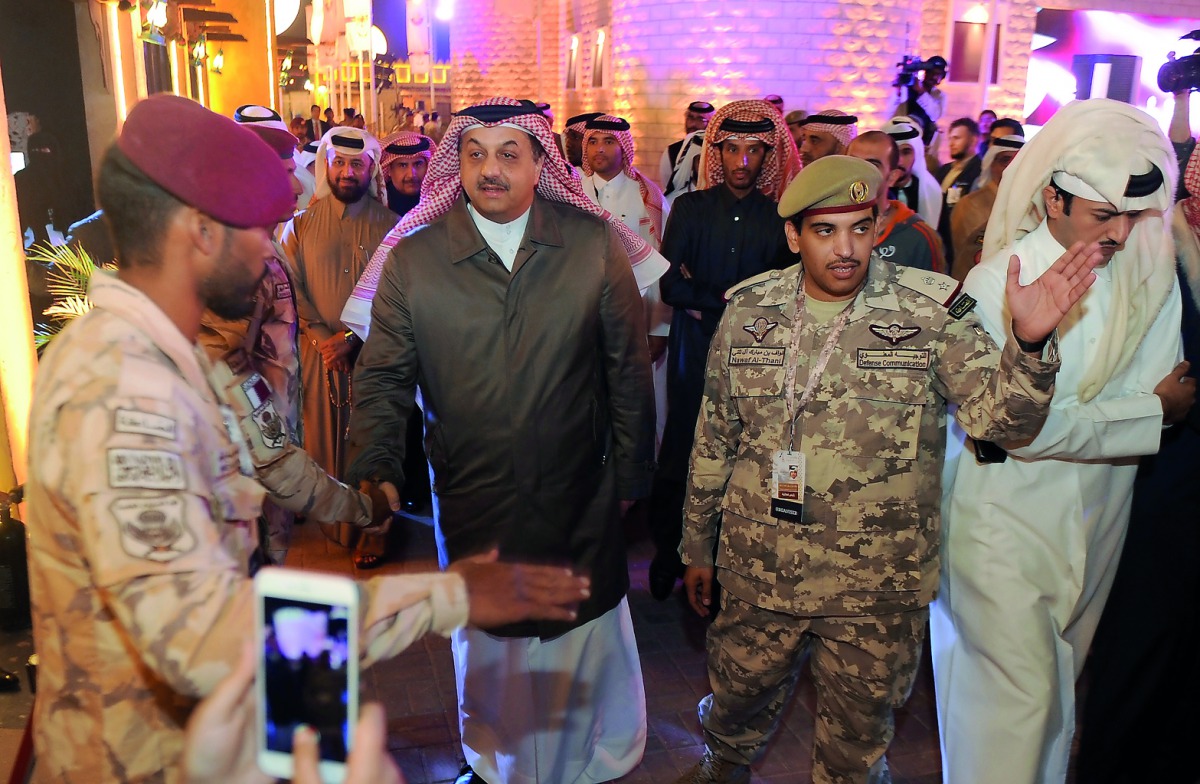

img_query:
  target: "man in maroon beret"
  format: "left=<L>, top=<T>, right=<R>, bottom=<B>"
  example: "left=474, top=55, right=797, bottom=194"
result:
left=23, top=95, right=593, bottom=784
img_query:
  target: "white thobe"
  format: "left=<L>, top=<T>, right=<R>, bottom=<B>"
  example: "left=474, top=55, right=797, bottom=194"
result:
left=581, top=171, right=672, bottom=450
left=931, top=220, right=1182, bottom=784
left=453, top=599, right=646, bottom=784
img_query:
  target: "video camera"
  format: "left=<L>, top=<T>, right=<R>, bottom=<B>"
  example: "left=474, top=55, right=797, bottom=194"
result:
left=1158, top=31, right=1200, bottom=94
left=893, top=55, right=947, bottom=89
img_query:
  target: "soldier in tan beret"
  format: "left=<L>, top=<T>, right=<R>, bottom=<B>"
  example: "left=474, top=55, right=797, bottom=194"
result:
left=672, top=154, right=1104, bottom=784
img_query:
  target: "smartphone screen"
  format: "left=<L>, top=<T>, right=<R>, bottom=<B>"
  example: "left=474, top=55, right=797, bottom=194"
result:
left=261, top=596, right=353, bottom=763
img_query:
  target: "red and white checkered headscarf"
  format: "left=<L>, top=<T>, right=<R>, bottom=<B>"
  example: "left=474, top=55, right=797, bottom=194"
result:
left=698, top=99, right=799, bottom=201
left=342, top=97, right=669, bottom=337
left=379, top=130, right=436, bottom=172
left=582, top=115, right=665, bottom=244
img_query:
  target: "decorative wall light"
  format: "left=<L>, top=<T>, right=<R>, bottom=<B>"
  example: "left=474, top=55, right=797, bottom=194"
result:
left=146, top=1, right=168, bottom=29
left=210, top=48, right=224, bottom=74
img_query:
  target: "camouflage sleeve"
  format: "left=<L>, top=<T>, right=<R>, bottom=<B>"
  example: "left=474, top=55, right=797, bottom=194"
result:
left=209, top=356, right=371, bottom=526
left=935, top=316, right=1059, bottom=446
left=359, top=572, right=469, bottom=666
left=256, top=448, right=371, bottom=525
left=680, top=302, right=744, bottom=567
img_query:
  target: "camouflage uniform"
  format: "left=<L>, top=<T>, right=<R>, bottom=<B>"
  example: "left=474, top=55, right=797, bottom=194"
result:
left=681, top=256, right=1059, bottom=782
left=26, top=272, right=470, bottom=783
left=199, top=247, right=303, bottom=563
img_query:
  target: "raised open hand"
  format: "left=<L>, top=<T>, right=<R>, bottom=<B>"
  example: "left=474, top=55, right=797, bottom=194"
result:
left=1006, top=241, right=1104, bottom=346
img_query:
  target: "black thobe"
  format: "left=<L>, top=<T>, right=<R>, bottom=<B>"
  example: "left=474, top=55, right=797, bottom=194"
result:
left=657, top=185, right=789, bottom=483
left=1076, top=264, right=1200, bottom=784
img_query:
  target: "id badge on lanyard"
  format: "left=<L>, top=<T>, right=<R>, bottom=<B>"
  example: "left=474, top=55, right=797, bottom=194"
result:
left=775, top=283, right=853, bottom=521
left=770, top=450, right=805, bottom=521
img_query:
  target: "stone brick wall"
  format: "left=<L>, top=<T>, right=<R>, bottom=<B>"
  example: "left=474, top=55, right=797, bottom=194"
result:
left=450, top=0, right=562, bottom=117
left=608, top=0, right=929, bottom=179
left=449, top=0, right=1195, bottom=180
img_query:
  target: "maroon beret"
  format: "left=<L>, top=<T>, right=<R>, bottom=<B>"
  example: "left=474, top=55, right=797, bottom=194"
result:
left=244, top=125, right=298, bottom=159
left=117, top=94, right=295, bottom=229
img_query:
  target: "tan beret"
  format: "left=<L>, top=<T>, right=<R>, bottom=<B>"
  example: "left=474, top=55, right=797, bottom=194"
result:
left=777, top=155, right=881, bottom=218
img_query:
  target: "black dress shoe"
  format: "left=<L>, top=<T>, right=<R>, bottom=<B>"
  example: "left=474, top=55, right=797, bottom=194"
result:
left=649, top=552, right=684, bottom=601
left=455, top=764, right=490, bottom=784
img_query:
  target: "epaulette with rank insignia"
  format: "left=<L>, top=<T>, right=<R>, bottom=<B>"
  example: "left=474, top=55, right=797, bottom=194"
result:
left=724, top=268, right=784, bottom=302
left=894, top=267, right=976, bottom=319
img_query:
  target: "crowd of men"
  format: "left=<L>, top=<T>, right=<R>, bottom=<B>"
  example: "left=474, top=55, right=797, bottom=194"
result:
left=19, top=55, right=1200, bottom=784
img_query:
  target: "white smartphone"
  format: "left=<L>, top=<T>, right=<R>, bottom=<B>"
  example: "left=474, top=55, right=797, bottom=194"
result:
left=254, top=567, right=360, bottom=784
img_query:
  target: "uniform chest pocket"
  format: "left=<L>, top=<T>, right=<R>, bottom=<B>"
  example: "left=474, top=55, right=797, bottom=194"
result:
left=728, top=362, right=785, bottom=398
left=838, top=373, right=925, bottom=461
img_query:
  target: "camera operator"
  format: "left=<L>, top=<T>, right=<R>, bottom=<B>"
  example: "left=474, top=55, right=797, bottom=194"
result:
left=892, top=55, right=948, bottom=146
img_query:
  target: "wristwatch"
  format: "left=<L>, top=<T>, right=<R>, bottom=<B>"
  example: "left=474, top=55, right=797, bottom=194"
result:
left=343, top=329, right=362, bottom=346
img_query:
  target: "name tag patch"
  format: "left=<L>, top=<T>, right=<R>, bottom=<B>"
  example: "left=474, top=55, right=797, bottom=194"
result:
left=274, top=281, right=292, bottom=300
left=730, top=346, right=786, bottom=366
left=114, top=409, right=177, bottom=440
left=948, top=293, right=977, bottom=319
left=111, top=496, right=195, bottom=562
left=856, top=348, right=931, bottom=371
left=107, top=449, right=187, bottom=490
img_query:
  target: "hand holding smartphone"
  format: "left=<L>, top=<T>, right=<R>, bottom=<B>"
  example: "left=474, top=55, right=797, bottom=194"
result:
left=255, top=568, right=360, bottom=784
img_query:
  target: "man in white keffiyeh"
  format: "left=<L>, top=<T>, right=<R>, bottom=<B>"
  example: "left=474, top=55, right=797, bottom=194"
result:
left=344, top=97, right=657, bottom=784
left=882, top=115, right=943, bottom=228
left=278, top=126, right=395, bottom=554
left=932, top=98, right=1194, bottom=784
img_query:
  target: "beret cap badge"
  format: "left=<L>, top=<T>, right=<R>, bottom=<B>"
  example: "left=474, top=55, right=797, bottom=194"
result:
left=848, top=181, right=869, bottom=204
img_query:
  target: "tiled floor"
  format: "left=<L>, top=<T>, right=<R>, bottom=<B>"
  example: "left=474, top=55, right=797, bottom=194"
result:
left=290, top=509, right=944, bottom=784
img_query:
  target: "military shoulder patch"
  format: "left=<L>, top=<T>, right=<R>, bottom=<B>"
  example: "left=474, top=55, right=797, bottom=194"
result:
left=894, top=266, right=962, bottom=308
left=947, top=293, right=977, bottom=320
left=111, top=496, right=196, bottom=562
left=724, top=268, right=783, bottom=302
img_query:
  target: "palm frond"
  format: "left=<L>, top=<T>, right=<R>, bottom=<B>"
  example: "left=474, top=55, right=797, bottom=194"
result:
left=44, top=295, right=96, bottom=321
left=33, top=322, right=61, bottom=351
left=24, top=242, right=111, bottom=301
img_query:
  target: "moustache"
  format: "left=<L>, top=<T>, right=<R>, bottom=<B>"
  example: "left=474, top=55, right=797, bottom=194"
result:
left=477, top=177, right=509, bottom=191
